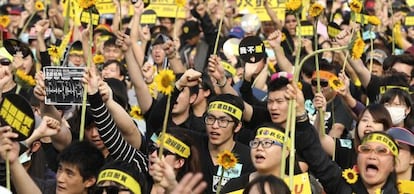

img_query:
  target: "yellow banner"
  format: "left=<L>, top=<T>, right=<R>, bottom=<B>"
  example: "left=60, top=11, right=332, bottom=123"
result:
left=284, top=173, right=312, bottom=194
left=236, top=0, right=285, bottom=21
left=146, top=0, right=186, bottom=18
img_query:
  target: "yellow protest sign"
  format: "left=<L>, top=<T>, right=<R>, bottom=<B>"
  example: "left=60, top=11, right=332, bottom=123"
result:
left=146, top=0, right=186, bottom=18
left=236, top=0, right=285, bottom=21
left=406, top=16, right=414, bottom=26
left=284, top=173, right=312, bottom=194
left=354, top=13, right=368, bottom=24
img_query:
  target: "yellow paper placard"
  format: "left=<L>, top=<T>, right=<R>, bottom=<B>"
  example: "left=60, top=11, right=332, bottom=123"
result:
left=297, top=25, right=314, bottom=37
left=80, top=12, right=100, bottom=26
left=407, top=0, right=414, bottom=7
left=406, top=16, right=414, bottom=26
left=141, top=14, right=157, bottom=24
left=328, top=26, right=341, bottom=38
left=284, top=173, right=312, bottom=194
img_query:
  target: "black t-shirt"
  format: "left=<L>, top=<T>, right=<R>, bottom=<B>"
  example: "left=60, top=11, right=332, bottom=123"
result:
left=197, top=137, right=255, bottom=194
left=334, top=138, right=357, bottom=169
left=220, top=173, right=250, bottom=194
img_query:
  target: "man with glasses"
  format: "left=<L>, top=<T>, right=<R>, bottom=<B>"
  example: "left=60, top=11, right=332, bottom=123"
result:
left=196, top=94, right=254, bottom=194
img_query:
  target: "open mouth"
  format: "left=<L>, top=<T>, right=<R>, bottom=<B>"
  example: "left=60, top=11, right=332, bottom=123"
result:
left=254, top=154, right=265, bottom=163
left=365, top=164, right=379, bottom=177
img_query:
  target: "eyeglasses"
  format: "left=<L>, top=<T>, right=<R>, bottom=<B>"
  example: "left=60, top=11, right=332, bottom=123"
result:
left=249, top=139, right=282, bottom=149
left=0, top=58, right=11, bottom=66
left=94, top=185, right=130, bottom=194
left=148, top=144, right=176, bottom=156
left=357, top=144, right=392, bottom=155
left=311, top=79, right=329, bottom=87
left=205, top=115, right=235, bottom=128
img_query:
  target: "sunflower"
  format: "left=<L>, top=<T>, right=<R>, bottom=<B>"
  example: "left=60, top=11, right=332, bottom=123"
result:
left=15, top=69, right=36, bottom=87
left=285, top=0, right=302, bottom=13
left=329, top=77, right=344, bottom=91
left=0, top=15, right=10, bottom=28
left=35, top=1, right=45, bottom=11
left=93, top=54, right=104, bottom=64
left=367, top=16, right=381, bottom=25
left=309, top=2, right=324, bottom=18
left=297, top=82, right=303, bottom=90
left=176, top=0, right=186, bottom=7
left=351, top=37, right=365, bottom=59
left=342, top=168, right=358, bottom=184
left=48, top=45, right=62, bottom=63
left=281, top=33, right=286, bottom=42
left=217, top=150, right=238, bottom=170
left=129, top=105, right=143, bottom=120
left=154, top=69, right=175, bottom=95
left=78, top=0, right=95, bottom=9
left=349, top=0, right=362, bottom=13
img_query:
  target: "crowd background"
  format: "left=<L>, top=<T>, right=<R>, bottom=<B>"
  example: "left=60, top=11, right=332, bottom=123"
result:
left=0, top=0, right=414, bottom=193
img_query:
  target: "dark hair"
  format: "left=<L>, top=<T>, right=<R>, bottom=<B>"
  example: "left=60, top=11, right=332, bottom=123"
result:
left=267, top=76, right=289, bottom=93
left=97, top=160, right=148, bottom=194
left=102, top=60, right=127, bottom=79
left=389, top=54, right=414, bottom=77
left=166, top=127, right=202, bottom=181
left=355, top=104, right=392, bottom=146
left=58, top=141, right=105, bottom=180
left=103, top=37, right=120, bottom=49
left=380, top=88, right=413, bottom=109
left=208, top=94, right=244, bottom=124
left=243, top=175, right=291, bottom=194
left=200, top=73, right=216, bottom=99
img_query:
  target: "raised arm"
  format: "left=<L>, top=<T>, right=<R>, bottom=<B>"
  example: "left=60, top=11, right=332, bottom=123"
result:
left=268, top=30, right=294, bottom=73
left=98, top=80, right=142, bottom=149
left=264, top=0, right=283, bottom=29
left=116, top=31, right=153, bottom=114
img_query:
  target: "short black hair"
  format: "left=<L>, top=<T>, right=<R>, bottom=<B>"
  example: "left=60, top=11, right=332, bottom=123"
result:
left=58, top=141, right=105, bottom=180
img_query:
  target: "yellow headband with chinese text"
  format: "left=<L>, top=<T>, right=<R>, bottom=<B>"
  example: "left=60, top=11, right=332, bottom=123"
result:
left=221, top=61, right=236, bottom=76
left=97, top=169, right=141, bottom=194
left=156, top=133, right=190, bottom=158
left=208, top=101, right=242, bottom=121
left=362, top=133, right=399, bottom=156
left=255, top=127, right=290, bottom=149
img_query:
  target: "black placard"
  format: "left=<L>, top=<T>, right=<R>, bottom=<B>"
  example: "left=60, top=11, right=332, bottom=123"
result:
left=0, top=94, right=34, bottom=141
left=44, top=66, right=86, bottom=105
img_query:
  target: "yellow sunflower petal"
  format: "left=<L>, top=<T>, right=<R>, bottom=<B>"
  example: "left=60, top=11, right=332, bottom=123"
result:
left=0, top=16, right=10, bottom=28
left=154, top=69, right=175, bottom=95
left=35, top=1, right=45, bottom=11
left=329, top=77, right=344, bottom=91
left=285, top=0, right=302, bottom=13
left=93, top=54, right=105, bottom=64
left=351, top=37, right=365, bottom=59
left=217, top=150, right=238, bottom=170
left=349, top=0, right=362, bottom=13
left=342, top=168, right=358, bottom=184
left=309, top=2, right=324, bottom=18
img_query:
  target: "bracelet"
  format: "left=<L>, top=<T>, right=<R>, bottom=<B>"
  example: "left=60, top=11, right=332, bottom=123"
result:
left=296, top=111, right=308, bottom=122
left=216, top=77, right=227, bottom=88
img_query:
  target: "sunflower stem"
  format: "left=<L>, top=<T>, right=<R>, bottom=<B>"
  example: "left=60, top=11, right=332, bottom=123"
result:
left=216, top=168, right=225, bottom=194
left=212, top=0, right=225, bottom=55
left=158, top=94, right=172, bottom=159
left=6, top=152, right=10, bottom=190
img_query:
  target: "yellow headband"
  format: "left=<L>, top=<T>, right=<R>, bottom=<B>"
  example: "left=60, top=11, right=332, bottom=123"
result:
left=208, top=101, right=242, bottom=121
left=0, top=47, right=13, bottom=61
left=220, top=61, right=236, bottom=76
left=69, top=50, right=83, bottom=55
left=362, top=133, right=399, bottom=157
left=97, top=169, right=141, bottom=194
left=255, top=127, right=290, bottom=149
left=156, top=133, right=190, bottom=158
left=379, top=85, right=412, bottom=94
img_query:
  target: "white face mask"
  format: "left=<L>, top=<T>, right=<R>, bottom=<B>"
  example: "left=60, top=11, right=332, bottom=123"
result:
left=385, top=106, right=406, bottom=125
left=18, top=151, right=32, bottom=164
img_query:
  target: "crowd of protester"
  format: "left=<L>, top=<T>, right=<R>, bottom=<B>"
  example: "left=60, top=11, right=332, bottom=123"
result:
left=0, top=0, right=414, bottom=193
